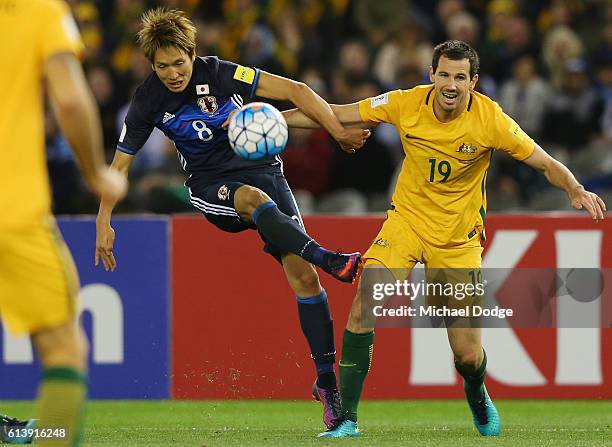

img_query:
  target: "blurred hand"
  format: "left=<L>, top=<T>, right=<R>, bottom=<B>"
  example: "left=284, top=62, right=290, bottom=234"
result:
left=334, top=128, right=371, bottom=154
left=95, top=219, right=117, bottom=271
left=86, top=167, right=128, bottom=202
left=569, top=186, right=606, bottom=221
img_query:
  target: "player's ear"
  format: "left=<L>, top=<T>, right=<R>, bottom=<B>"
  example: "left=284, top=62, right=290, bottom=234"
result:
left=428, top=66, right=435, bottom=83
left=470, top=73, right=479, bottom=90
left=190, top=49, right=196, bottom=61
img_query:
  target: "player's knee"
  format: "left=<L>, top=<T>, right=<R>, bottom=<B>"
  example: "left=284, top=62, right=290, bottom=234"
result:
left=347, top=294, right=373, bottom=333
left=454, top=349, right=481, bottom=369
left=290, top=267, right=321, bottom=296
left=36, top=325, right=88, bottom=372
left=348, top=305, right=363, bottom=327
left=234, top=186, right=271, bottom=219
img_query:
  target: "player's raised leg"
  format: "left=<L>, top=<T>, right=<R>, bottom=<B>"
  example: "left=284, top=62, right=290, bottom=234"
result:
left=282, top=254, right=341, bottom=429
left=235, top=185, right=361, bottom=282
left=447, top=328, right=500, bottom=436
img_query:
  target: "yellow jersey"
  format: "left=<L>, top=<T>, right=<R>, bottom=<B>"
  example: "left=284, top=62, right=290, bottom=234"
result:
left=359, top=85, right=535, bottom=247
left=0, top=0, right=82, bottom=228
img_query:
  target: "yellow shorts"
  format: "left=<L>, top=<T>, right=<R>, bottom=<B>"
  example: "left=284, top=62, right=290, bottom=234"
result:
left=364, top=209, right=483, bottom=272
left=364, top=210, right=484, bottom=316
left=0, top=218, right=79, bottom=335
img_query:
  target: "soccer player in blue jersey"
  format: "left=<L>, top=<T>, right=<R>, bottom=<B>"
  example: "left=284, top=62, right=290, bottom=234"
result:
left=95, top=8, right=370, bottom=429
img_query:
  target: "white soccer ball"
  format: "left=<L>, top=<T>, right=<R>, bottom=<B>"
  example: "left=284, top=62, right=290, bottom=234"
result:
left=228, top=102, right=289, bottom=161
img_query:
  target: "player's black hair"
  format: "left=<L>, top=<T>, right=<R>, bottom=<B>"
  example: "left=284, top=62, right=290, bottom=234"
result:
left=432, top=40, right=480, bottom=79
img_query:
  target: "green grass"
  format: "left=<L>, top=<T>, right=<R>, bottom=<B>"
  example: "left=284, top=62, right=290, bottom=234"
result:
left=2, top=400, right=610, bottom=446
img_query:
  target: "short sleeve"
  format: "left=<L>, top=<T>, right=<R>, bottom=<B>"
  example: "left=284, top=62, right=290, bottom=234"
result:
left=491, top=104, right=536, bottom=160
left=117, top=96, right=153, bottom=155
left=210, top=57, right=260, bottom=98
left=39, top=0, right=83, bottom=61
left=358, top=90, right=403, bottom=126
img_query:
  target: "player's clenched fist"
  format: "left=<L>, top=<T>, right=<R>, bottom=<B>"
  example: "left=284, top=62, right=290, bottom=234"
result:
left=335, top=128, right=371, bottom=154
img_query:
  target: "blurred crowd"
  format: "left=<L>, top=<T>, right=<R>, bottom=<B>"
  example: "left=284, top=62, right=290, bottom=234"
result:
left=50, top=0, right=612, bottom=215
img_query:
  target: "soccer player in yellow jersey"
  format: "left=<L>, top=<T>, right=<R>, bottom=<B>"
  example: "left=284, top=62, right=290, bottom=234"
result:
left=0, top=0, right=126, bottom=445
left=284, top=40, right=606, bottom=438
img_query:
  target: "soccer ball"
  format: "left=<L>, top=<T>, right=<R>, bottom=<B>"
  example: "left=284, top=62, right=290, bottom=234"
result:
left=228, top=102, right=289, bottom=161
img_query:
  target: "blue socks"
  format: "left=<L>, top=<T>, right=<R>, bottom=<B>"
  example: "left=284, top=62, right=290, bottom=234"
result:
left=296, top=289, right=337, bottom=389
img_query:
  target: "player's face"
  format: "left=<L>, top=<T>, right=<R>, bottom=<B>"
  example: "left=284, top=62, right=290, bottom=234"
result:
left=153, top=46, right=195, bottom=93
left=429, top=56, right=478, bottom=121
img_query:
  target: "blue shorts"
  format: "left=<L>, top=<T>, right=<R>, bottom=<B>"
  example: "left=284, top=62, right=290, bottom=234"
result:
left=187, top=171, right=304, bottom=262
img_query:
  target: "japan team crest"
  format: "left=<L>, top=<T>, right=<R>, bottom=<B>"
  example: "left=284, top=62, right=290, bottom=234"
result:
left=198, top=96, right=218, bottom=114
left=217, top=185, right=230, bottom=201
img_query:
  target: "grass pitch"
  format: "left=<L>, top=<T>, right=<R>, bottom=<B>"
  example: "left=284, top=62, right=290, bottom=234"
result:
left=3, top=400, right=610, bottom=446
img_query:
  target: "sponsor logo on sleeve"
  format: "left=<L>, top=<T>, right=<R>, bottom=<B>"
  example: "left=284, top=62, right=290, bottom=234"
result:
left=233, top=66, right=256, bottom=84
left=508, top=121, right=526, bottom=141
left=370, top=93, right=389, bottom=108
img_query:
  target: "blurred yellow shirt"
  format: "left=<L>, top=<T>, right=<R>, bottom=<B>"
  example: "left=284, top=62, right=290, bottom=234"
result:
left=359, top=85, right=535, bottom=247
left=0, top=0, right=82, bottom=228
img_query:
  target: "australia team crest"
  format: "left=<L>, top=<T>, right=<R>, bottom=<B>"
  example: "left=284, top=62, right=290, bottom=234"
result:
left=457, top=143, right=478, bottom=155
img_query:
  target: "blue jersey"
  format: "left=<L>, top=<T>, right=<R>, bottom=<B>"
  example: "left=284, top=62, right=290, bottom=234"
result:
left=117, top=56, right=281, bottom=186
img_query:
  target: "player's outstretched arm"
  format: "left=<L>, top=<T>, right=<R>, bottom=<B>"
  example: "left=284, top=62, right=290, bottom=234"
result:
left=282, top=103, right=365, bottom=128
left=95, top=151, right=134, bottom=271
left=254, top=71, right=370, bottom=153
left=45, top=52, right=126, bottom=201
left=523, top=144, right=607, bottom=221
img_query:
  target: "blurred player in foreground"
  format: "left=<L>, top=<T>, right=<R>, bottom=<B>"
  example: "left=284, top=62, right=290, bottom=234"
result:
left=95, top=8, right=370, bottom=430
left=284, top=40, right=606, bottom=437
left=0, top=0, right=126, bottom=445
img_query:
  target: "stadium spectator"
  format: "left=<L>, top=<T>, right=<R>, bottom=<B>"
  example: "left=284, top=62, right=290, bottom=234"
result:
left=446, top=11, right=480, bottom=48
left=45, top=107, right=88, bottom=215
left=87, top=65, right=122, bottom=149
left=431, top=0, right=466, bottom=43
left=542, top=25, right=585, bottom=89
left=353, top=0, right=409, bottom=48
left=372, top=22, right=432, bottom=89
left=542, top=58, right=604, bottom=153
left=499, top=53, right=550, bottom=139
